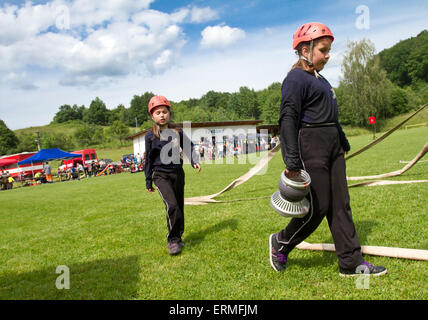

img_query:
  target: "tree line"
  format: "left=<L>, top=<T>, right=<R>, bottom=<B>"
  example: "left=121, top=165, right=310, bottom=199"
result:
left=1, top=30, right=426, bottom=156
left=336, top=30, right=427, bottom=126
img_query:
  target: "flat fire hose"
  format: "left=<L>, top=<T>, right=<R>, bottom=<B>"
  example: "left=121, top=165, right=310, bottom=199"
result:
left=347, top=140, right=428, bottom=181
left=345, top=103, right=427, bottom=161
left=296, top=241, right=428, bottom=261
left=184, top=144, right=281, bottom=205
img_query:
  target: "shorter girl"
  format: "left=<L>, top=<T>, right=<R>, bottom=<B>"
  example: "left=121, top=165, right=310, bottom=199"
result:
left=145, top=95, right=201, bottom=255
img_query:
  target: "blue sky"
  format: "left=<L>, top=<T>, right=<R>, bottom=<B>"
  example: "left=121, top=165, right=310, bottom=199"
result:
left=0, top=0, right=427, bottom=130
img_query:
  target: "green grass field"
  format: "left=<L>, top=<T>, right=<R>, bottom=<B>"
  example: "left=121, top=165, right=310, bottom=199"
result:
left=0, top=126, right=427, bottom=300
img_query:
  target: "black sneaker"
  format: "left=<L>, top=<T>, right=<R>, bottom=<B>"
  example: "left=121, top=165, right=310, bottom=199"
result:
left=339, top=260, right=387, bottom=277
left=269, top=233, right=288, bottom=272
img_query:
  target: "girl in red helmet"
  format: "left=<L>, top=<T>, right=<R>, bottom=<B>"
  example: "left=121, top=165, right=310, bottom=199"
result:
left=269, top=23, right=387, bottom=277
left=145, top=95, right=201, bottom=255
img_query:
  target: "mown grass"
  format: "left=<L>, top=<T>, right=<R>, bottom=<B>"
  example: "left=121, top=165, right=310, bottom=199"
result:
left=0, top=126, right=427, bottom=300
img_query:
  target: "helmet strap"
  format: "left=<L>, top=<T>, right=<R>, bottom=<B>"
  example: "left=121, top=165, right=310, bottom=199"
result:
left=300, top=39, right=321, bottom=78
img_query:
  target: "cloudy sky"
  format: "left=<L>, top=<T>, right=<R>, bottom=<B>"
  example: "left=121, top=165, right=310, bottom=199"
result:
left=0, top=0, right=427, bottom=130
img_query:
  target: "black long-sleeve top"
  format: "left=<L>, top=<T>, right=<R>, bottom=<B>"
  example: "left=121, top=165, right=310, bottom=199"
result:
left=279, top=68, right=350, bottom=171
left=144, top=128, right=199, bottom=189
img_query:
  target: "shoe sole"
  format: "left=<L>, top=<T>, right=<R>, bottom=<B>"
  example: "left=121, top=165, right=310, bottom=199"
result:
left=168, top=243, right=182, bottom=255
left=169, top=248, right=181, bottom=255
left=339, top=269, right=387, bottom=278
left=269, top=234, right=281, bottom=272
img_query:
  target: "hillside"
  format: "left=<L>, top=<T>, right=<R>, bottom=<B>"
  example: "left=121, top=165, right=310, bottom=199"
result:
left=378, top=30, right=428, bottom=87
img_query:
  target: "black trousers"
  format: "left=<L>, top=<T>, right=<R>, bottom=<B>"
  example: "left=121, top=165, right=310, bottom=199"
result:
left=153, top=169, right=185, bottom=244
left=278, top=126, right=363, bottom=270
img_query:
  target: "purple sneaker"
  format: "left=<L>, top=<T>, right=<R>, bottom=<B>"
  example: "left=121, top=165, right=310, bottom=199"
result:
left=339, top=260, right=387, bottom=277
left=269, top=233, right=288, bottom=272
left=167, top=242, right=182, bottom=255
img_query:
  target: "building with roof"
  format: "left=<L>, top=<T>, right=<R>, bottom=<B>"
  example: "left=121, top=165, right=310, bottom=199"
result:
left=126, top=120, right=277, bottom=158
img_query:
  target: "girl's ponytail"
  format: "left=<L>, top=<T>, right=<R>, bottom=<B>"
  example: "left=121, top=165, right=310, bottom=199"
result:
left=290, top=42, right=311, bottom=72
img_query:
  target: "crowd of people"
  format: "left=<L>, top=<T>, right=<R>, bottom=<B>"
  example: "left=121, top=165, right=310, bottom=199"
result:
left=0, top=170, right=15, bottom=190
left=196, top=135, right=279, bottom=161
left=122, top=153, right=145, bottom=173
left=1, top=136, right=279, bottom=190
left=57, top=159, right=123, bottom=181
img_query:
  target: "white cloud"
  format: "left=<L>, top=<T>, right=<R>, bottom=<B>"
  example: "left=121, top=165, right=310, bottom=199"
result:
left=67, top=0, right=154, bottom=29
left=200, top=25, right=246, bottom=49
left=190, top=6, right=219, bottom=23
left=2, top=72, right=39, bottom=90
left=0, top=1, right=196, bottom=86
left=132, top=6, right=218, bottom=29
left=0, top=1, right=58, bottom=45
left=152, top=49, right=174, bottom=73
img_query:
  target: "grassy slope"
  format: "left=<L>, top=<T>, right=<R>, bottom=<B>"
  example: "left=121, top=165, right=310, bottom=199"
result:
left=0, top=127, right=427, bottom=300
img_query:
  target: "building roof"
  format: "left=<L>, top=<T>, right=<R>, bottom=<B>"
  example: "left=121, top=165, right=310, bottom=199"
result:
left=126, top=120, right=264, bottom=140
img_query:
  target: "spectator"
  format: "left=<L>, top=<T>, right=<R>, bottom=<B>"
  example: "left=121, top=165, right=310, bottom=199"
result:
left=71, top=165, right=80, bottom=180
left=44, top=162, right=52, bottom=183
left=1, top=170, right=8, bottom=190
left=35, top=170, right=47, bottom=184
left=199, top=146, right=205, bottom=161
left=8, top=174, right=15, bottom=189
left=83, top=162, right=90, bottom=178
left=136, top=153, right=142, bottom=165
left=77, top=163, right=84, bottom=177
left=92, top=161, right=98, bottom=176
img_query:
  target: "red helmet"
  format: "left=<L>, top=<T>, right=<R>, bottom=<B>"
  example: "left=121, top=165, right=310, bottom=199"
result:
left=148, top=95, right=171, bottom=114
left=292, top=22, right=334, bottom=50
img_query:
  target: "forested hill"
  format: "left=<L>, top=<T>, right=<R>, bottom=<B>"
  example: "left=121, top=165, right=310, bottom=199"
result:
left=378, top=30, right=428, bottom=87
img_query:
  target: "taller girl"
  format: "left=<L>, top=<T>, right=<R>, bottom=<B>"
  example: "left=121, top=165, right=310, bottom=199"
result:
left=269, top=23, right=387, bottom=277
left=145, top=95, right=201, bottom=255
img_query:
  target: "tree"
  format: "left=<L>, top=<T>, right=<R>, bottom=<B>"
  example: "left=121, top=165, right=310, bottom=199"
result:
left=189, top=105, right=211, bottom=122
left=105, top=121, right=130, bottom=145
left=109, top=104, right=132, bottom=125
left=15, top=133, right=38, bottom=152
left=339, top=39, right=388, bottom=127
left=83, top=97, right=110, bottom=125
left=230, top=87, right=260, bottom=119
left=73, top=124, right=101, bottom=147
left=53, top=104, right=85, bottom=123
left=202, top=91, right=230, bottom=111
left=258, top=82, right=281, bottom=124
left=41, top=132, right=75, bottom=150
left=129, top=92, right=154, bottom=127
left=0, top=120, right=19, bottom=155
left=406, top=30, right=428, bottom=83
left=378, top=29, right=428, bottom=86
left=386, top=84, right=409, bottom=117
